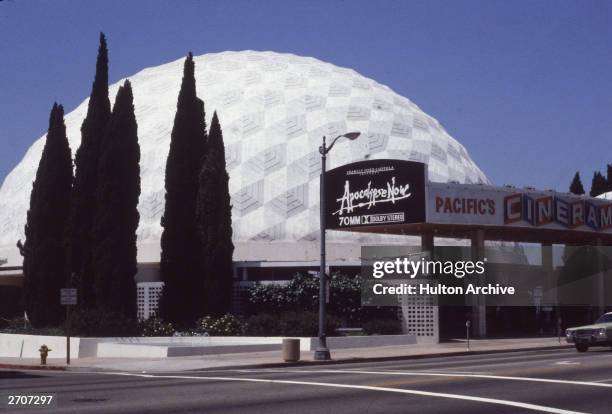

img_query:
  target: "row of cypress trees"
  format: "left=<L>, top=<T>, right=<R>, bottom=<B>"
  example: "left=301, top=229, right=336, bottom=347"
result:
left=22, top=34, right=233, bottom=328
left=22, top=33, right=140, bottom=327
left=159, top=53, right=234, bottom=327
left=21, top=104, right=73, bottom=326
left=569, top=166, right=612, bottom=197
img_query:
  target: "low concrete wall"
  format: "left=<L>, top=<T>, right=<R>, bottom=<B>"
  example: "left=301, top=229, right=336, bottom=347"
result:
left=0, top=333, right=416, bottom=358
left=97, top=343, right=169, bottom=358
left=309, top=334, right=417, bottom=350
left=0, top=333, right=80, bottom=359
left=92, top=336, right=312, bottom=351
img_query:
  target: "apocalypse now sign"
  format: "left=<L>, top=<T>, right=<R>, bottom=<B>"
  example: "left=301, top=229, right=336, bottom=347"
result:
left=324, top=159, right=426, bottom=229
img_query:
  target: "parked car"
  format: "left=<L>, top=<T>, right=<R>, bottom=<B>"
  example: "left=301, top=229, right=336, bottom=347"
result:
left=566, top=312, right=612, bottom=352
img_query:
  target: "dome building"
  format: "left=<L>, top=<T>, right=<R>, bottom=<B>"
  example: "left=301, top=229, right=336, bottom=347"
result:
left=0, top=51, right=488, bottom=284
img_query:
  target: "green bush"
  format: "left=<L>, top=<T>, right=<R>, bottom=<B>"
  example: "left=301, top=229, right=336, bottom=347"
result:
left=0, top=316, right=63, bottom=336
left=244, top=313, right=280, bottom=336
left=278, top=311, right=339, bottom=337
left=243, top=312, right=341, bottom=337
left=247, top=274, right=318, bottom=314
left=138, top=317, right=174, bottom=337
left=247, top=273, right=360, bottom=316
left=362, top=319, right=402, bottom=335
left=246, top=273, right=401, bottom=328
left=195, top=314, right=244, bottom=336
left=70, top=308, right=139, bottom=337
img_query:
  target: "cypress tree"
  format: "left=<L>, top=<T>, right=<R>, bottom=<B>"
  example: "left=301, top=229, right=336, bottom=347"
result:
left=91, top=81, right=140, bottom=317
left=22, top=103, right=73, bottom=327
left=569, top=172, right=585, bottom=195
left=590, top=171, right=607, bottom=197
left=72, top=33, right=111, bottom=308
left=159, top=53, right=207, bottom=326
left=196, top=112, right=234, bottom=316
left=606, top=164, right=612, bottom=193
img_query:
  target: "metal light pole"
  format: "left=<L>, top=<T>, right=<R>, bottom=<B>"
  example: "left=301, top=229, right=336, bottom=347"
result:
left=314, top=131, right=360, bottom=361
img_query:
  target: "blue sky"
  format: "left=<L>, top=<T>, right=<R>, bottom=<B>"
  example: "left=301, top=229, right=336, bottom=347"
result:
left=1, top=0, right=610, bottom=191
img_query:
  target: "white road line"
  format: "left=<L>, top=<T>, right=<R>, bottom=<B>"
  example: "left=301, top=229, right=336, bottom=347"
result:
left=96, top=371, right=585, bottom=414
left=555, top=361, right=581, bottom=365
left=418, top=370, right=493, bottom=375
left=244, top=369, right=612, bottom=388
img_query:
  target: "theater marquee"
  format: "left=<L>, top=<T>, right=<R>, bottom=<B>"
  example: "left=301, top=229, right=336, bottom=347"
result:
left=324, top=160, right=612, bottom=238
left=324, top=159, right=426, bottom=230
left=427, top=182, right=612, bottom=234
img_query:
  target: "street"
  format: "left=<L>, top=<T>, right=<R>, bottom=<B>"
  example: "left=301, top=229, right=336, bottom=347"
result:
left=2, top=348, right=612, bottom=413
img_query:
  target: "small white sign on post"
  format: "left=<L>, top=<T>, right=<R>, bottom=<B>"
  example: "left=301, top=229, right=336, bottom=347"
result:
left=60, top=288, right=77, bottom=306
left=60, top=288, right=77, bottom=365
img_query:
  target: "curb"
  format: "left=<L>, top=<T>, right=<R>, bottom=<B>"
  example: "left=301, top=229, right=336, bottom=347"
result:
left=187, top=343, right=574, bottom=371
left=12, top=342, right=572, bottom=373
left=0, top=363, right=66, bottom=371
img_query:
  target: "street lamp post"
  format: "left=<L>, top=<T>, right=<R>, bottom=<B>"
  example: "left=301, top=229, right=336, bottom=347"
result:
left=314, top=131, right=361, bottom=361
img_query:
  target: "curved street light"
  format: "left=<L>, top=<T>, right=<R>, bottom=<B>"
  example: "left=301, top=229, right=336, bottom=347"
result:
left=315, top=131, right=361, bottom=361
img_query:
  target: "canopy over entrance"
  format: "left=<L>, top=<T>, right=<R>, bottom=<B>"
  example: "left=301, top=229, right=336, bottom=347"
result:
left=324, top=159, right=612, bottom=245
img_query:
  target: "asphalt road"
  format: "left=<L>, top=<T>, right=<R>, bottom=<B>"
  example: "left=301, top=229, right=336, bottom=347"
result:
left=2, top=348, right=612, bottom=414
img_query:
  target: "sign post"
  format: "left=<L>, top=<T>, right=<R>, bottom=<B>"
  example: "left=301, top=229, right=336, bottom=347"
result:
left=60, top=288, right=77, bottom=365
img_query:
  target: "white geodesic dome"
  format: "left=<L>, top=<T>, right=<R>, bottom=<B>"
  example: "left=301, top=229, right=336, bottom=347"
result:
left=0, top=51, right=488, bottom=265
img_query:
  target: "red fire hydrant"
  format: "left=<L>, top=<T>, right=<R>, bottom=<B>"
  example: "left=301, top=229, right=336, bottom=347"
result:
left=39, top=344, right=51, bottom=365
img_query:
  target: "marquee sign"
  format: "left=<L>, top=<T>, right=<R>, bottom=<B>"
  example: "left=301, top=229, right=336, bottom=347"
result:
left=324, top=159, right=612, bottom=236
left=324, top=159, right=426, bottom=230
left=427, top=182, right=612, bottom=234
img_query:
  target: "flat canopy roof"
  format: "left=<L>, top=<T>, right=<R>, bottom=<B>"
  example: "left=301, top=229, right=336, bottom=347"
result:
left=333, top=222, right=612, bottom=245
left=324, top=159, right=612, bottom=245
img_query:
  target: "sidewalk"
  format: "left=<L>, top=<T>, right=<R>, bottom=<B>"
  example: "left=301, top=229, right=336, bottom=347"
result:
left=0, top=337, right=571, bottom=372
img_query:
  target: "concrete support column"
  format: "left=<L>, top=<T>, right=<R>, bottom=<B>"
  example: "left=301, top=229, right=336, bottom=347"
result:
left=400, top=231, right=439, bottom=343
left=421, top=233, right=434, bottom=253
left=471, top=229, right=486, bottom=337
left=541, top=242, right=555, bottom=335
left=595, top=238, right=605, bottom=316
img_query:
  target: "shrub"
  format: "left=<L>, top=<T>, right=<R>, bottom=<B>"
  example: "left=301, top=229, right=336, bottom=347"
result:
left=278, top=311, right=339, bottom=337
left=246, top=274, right=318, bottom=314
left=0, top=316, right=63, bottom=336
left=138, top=317, right=174, bottom=337
left=244, top=313, right=280, bottom=336
left=247, top=273, right=360, bottom=316
left=362, top=319, right=402, bottom=335
left=195, top=314, right=244, bottom=336
left=70, top=308, right=138, bottom=337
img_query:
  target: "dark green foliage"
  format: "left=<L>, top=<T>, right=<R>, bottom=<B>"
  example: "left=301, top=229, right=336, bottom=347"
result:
left=91, top=81, right=140, bottom=317
left=607, top=164, right=612, bottom=193
left=195, top=314, right=243, bottom=336
left=196, top=112, right=234, bottom=317
left=69, top=308, right=139, bottom=337
left=362, top=319, right=402, bottom=335
left=0, top=316, right=64, bottom=336
left=72, top=33, right=111, bottom=308
left=247, top=273, right=398, bottom=327
left=244, top=313, right=279, bottom=335
left=160, top=53, right=207, bottom=326
left=0, top=286, right=23, bottom=320
left=246, top=273, right=319, bottom=314
left=569, top=171, right=585, bottom=195
left=590, top=171, right=607, bottom=197
left=243, top=312, right=339, bottom=336
left=22, top=103, right=73, bottom=327
left=138, top=317, right=175, bottom=337
left=277, top=311, right=340, bottom=337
